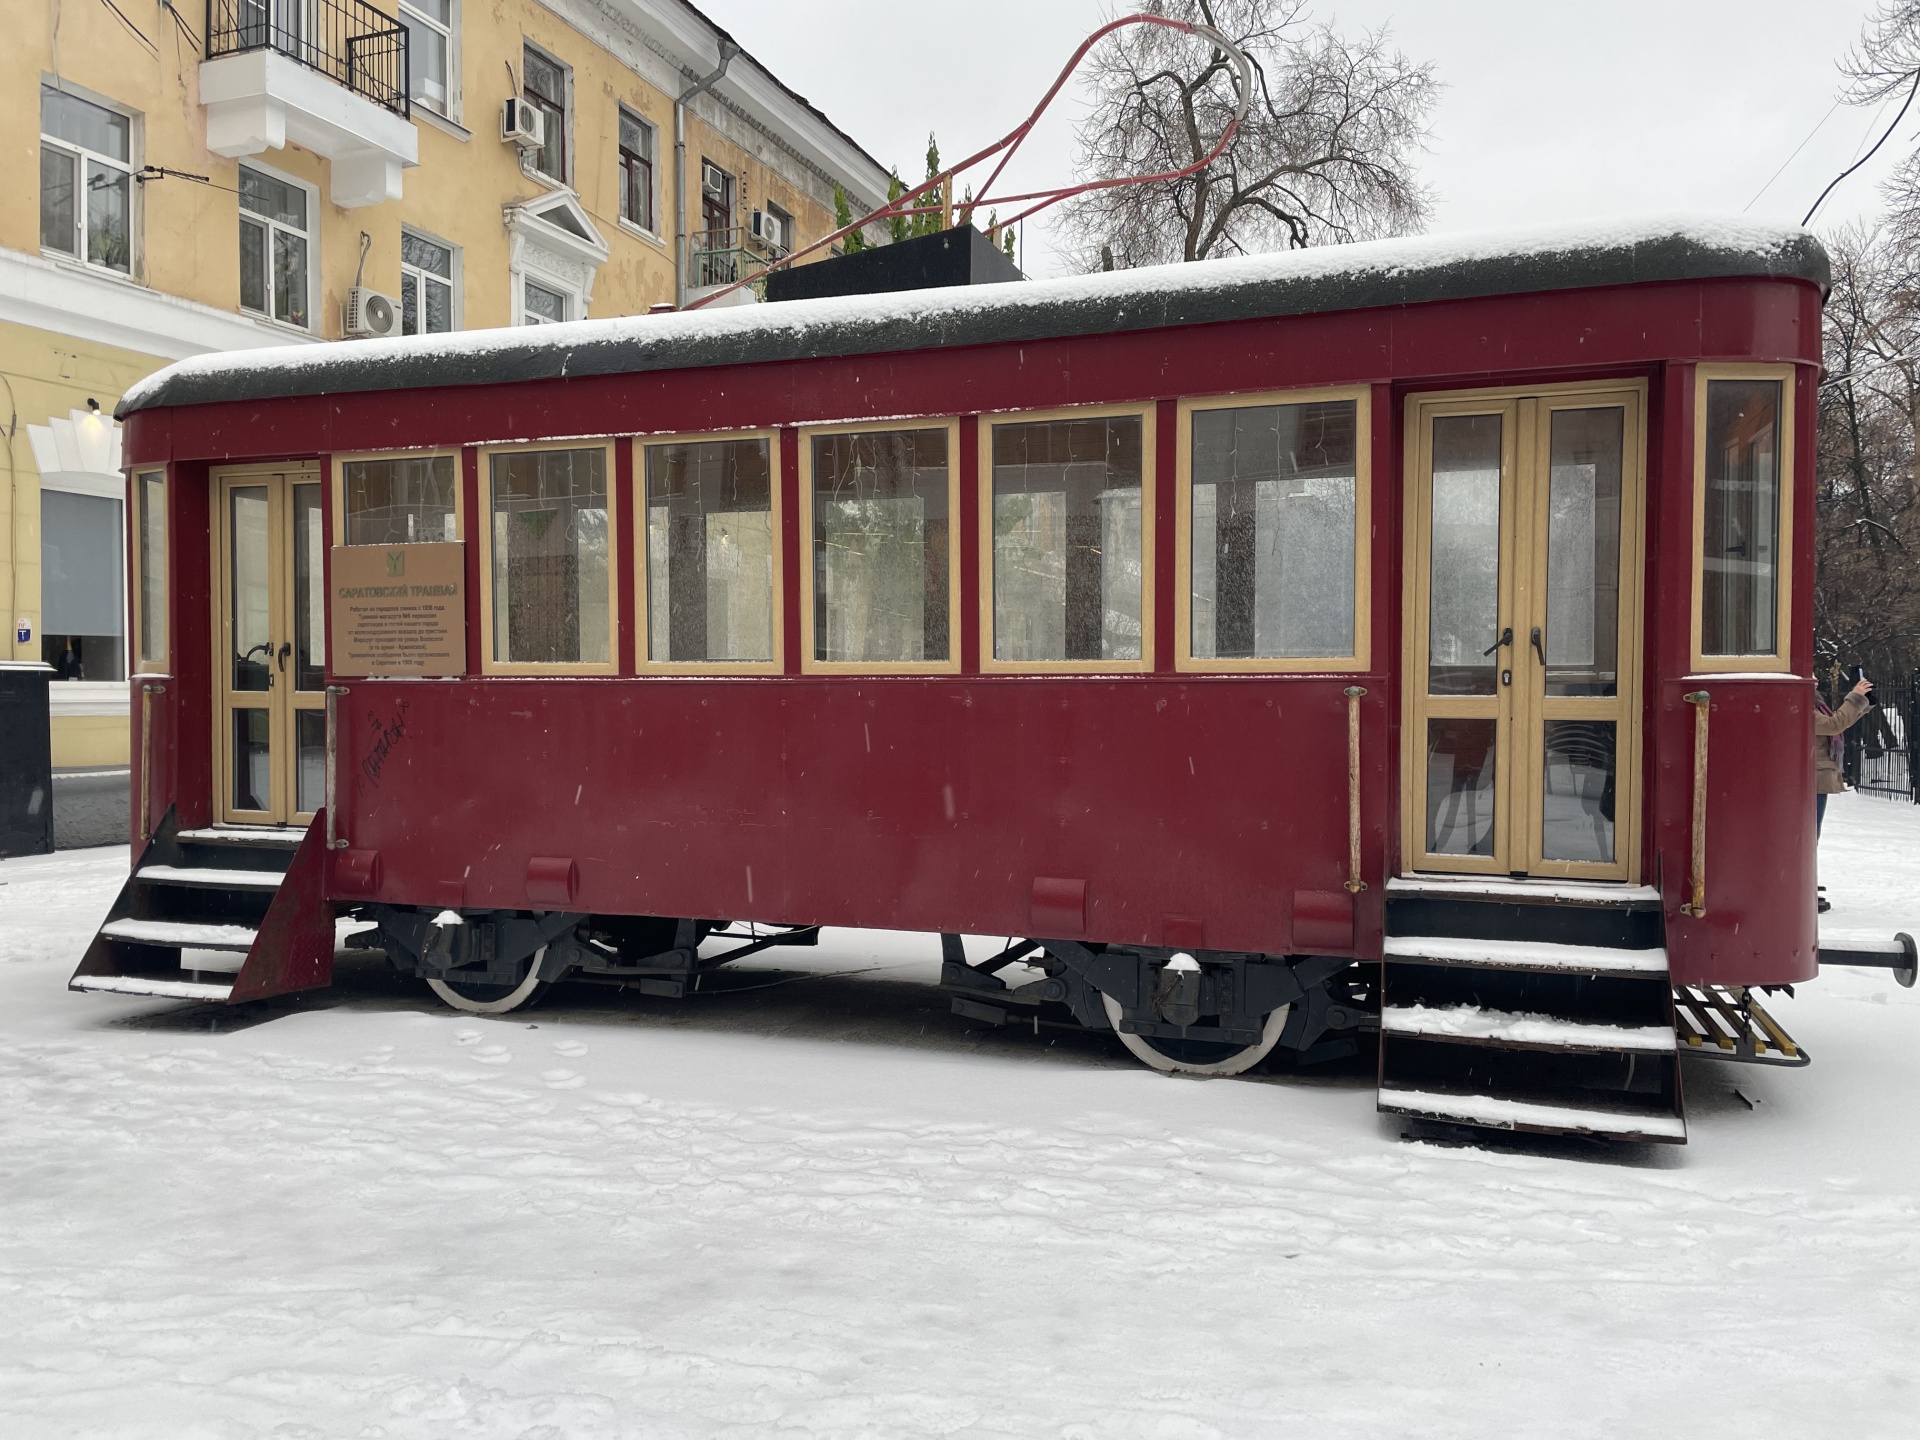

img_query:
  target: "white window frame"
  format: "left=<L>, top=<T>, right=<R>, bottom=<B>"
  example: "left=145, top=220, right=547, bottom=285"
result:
left=516, top=275, right=573, bottom=325
left=237, top=160, right=319, bottom=333
left=398, top=0, right=461, bottom=122
left=400, top=226, right=461, bottom=335
left=39, top=80, right=140, bottom=277
left=617, top=106, right=659, bottom=238
left=521, top=42, right=573, bottom=187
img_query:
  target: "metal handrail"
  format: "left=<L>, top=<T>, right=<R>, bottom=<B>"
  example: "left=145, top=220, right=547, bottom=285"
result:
left=1344, top=685, right=1367, bottom=894
left=1681, top=690, right=1710, bottom=917
left=688, top=226, right=787, bottom=289
left=206, top=0, right=410, bottom=118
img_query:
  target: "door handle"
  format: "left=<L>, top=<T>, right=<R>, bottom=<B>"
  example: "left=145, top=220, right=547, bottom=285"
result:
left=276, top=641, right=292, bottom=671
left=1531, top=626, right=1547, bottom=666
left=1483, top=626, right=1513, bottom=657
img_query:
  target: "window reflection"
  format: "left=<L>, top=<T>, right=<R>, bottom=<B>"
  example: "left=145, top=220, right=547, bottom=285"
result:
left=1702, top=379, right=1781, bottom=657
left=1428, top=414, right=1502, bottom=696
left=1191, top=399, right=1356, bottom=659
left=645, top=437, right=775, bottom=664
left=489, top=448, right=609, bottom=665
left=344, top=454, right=458, bottom=545
left=811, top=428, right=949, bottom=664
left=991, top=415, right=1144, bottom=663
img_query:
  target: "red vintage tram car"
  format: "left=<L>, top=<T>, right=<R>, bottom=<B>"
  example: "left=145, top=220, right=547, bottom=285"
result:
left=77, top=216, right=1890, bottom=1144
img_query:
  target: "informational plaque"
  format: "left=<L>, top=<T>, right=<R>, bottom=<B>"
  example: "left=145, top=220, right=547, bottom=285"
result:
left=329, top=542, right=466, bottom=677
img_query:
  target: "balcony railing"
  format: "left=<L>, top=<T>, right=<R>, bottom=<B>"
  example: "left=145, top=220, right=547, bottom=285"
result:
left=690, top=227, right=789, bottom=291
left=207, top=0, right=410, bottom=118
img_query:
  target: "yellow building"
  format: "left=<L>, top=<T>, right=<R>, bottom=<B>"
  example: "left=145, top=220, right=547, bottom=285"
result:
left=3, top=0, right=890, bottom=766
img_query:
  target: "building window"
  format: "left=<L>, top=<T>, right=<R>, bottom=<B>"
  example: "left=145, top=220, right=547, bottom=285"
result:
left=1183, top=392, right=1367, bottom=669
left=398, top=0, right=454, bottom=117
left=136, top=470, right=167, bottom=668
left=986, top=410, right=1151, bottom=670
left=1696, top=370, right=1791, bottom=668
left=642, top=435, right=779, bottom=670
left=522, top=277, right=568, bottom=324
left=238, top=166, right=310, bottom=329
left=401, top=230, right=456, bottom=335
left=340, top=454, right=460, bottom=544
left=40, top=85, right=134, bottom=274
left=618, top=108, right=655, bottom=232
left=522, top=46, right=568, bottom=183
left=485, top=446, right=612, bottom=669
left=41, top=490, right=126, bottom=682
left=804, top=425, right=956, bottom=671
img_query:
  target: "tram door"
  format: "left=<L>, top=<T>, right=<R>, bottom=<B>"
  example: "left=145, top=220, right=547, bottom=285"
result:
left=1403, top=385, right=1646, bottom=881
left=212, top=466, right=326, bottom=827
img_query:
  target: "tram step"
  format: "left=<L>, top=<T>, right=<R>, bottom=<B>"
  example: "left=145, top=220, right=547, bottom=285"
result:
left=176, top=826, right=305, bottom=848
left=1382, top=1004, right=1675, bottom=1054
left=100, top=918, right=259, bottom=951
left=70, top=975, right=235, bottom=1002
left=1378, top=1085, right=1688, bottom=1142
left=1672, top=985, right=1809, bottom=1066
left=136, top=864, right=284, bottom=890
left=71, top=807, right=337, bottom=1006
left=1384, top=935, right=1669, bottom=978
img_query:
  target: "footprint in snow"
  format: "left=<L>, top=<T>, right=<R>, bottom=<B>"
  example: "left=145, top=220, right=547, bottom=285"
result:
left=471, top=1045, right=512, bottom=1065
left=542, top=1069, right=586, bottom=1089
left=552, top=1039, right=588, bottom=1057
left=453, top=1029, right=482, bottom=1046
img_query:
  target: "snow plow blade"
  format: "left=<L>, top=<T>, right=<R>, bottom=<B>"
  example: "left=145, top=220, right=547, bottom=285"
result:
left=70, top=809, right=335, bottom=1004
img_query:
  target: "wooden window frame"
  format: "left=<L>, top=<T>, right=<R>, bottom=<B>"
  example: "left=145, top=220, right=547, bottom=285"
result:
left=633, top=429, right=785, bottom=676
left=1690, top=363, right=1797, bottom=676
left=476, top=439, right=619, bottom=677
left=797, top=417, right=962, bottom=676
left=331, top=449, right=466, bottom=546
left=131, top=466, right=167, bottom=673
left=1174, top=385, right=1372, bottom=674
left=977, top=402, right=1157, bottom=676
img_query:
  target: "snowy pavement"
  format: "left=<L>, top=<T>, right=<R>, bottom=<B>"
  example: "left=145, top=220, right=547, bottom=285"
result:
left=1, top=793, right=1917, bottom=1438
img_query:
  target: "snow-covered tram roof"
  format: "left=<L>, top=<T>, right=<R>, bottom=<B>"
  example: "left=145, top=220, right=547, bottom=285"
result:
left=118, top=215, right=1826, bottom=420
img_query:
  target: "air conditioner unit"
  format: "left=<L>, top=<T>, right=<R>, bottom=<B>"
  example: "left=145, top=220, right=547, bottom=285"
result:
left=750, top=209, right=785, bottom=250
left=345, top=287, right=398, bottom=338
left=702, top=161, right=726, bottom=196
left=501, top=97, right=545, bottom=151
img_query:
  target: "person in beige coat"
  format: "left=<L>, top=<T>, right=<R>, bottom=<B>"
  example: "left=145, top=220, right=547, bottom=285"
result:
left=1815, top=674, right=1874, bottom=910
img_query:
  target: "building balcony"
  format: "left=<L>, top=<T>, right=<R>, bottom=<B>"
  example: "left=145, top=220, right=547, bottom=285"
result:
left=201, top=0, right=418, bottom=208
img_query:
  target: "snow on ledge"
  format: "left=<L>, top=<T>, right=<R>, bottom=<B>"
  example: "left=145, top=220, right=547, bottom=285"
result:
left=119, top=212, right=1823, bottom=416
left=1384, top=1004, right=1675, bottom=1051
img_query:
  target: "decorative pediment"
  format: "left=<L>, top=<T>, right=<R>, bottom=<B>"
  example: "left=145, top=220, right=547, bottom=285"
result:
left=505, top=190, right=611, bottom=269
left=28, top=408, right=123, bottom=499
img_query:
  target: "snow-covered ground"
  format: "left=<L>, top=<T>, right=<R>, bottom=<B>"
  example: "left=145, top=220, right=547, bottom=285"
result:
left=2, top=792, right=1916, bottom=1438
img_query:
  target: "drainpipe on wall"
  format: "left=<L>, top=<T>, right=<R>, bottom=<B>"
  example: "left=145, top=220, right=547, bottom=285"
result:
left=674, top=40, right=739, bottom=311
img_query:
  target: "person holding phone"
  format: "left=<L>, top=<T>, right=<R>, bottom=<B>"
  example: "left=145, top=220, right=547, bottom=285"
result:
left=1814, top=671, right=1875, bottom=912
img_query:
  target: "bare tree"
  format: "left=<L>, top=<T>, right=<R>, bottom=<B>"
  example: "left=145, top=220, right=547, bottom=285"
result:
left=1055, top=0, right=1437, bottom=270
left=1840, top=3, right=1920, bottom=246
left=1815, top=225, right=1920, bottom=691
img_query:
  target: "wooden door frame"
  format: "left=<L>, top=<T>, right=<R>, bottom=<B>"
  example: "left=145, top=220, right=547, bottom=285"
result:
left=211, top=463, right=322, bottom=827
left=1399, top=380, right=1648, bottom=883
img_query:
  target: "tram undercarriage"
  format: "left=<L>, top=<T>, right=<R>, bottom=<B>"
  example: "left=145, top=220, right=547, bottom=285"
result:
left=352, top=904, right=1379, bottom=1077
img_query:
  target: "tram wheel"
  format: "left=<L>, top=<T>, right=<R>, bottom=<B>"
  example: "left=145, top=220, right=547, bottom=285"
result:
left=427, top=945, right=552, bottom=1015
left=1100, top=993, right=1290, bottom=1077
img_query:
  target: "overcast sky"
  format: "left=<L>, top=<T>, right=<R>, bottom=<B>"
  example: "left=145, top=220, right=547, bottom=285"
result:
left=697, top=0, right=1905, bottom=276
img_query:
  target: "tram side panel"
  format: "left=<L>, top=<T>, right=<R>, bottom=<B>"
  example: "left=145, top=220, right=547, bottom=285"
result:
left=322, top=676, right=1381, bottom=959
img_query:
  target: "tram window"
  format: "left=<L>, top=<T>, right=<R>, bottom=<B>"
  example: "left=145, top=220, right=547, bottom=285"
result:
left=135, top=469, right=166, bottom=668
left=643, top=436, right=777, bottom=666
left=1428, top=414, right=1503, bottom=697
left=1545, top=408, right=1623, bottom=698
left=1700, top=377, right=1784, bottom=661
left=808, top=427, right=952, bottom=667
left=1189, top=398, right=1358, bottom=662
left=989, top=413, right=1146, bottom=666
left=486, top=447, right=611, bottom=667
left=341, top=454, right=459, bottom=544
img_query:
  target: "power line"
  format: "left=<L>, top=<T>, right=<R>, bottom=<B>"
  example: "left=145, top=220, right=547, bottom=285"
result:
left=1805, top=68, right=1920, bottom=226
left=1746, top=100, right=1839, bottom=212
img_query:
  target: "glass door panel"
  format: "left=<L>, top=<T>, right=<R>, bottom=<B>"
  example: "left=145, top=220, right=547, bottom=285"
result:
left=291, top=483, right=325, bottom=820
left=1405, top=388, right=1643, bottom=881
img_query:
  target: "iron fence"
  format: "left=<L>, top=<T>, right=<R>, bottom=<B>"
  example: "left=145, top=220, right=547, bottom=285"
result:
left=207, top=0, right=409, bottom=118
left=1842, top=667, right=1920, bottom=802
left=689, top=227, right=788, bottom=290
